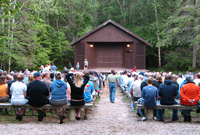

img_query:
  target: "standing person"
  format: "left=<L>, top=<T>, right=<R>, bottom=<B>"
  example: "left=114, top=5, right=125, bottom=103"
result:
left=65, top=72, right=89, bottom=120
left=49, top=72, right=67, bottom=124
left=27, top=72, right=49, bottom=122
left=84, top=58, right=88, bottom=70
left=68, top=62, right=73, bottom=69
left=107, top=70, right=118, bottom=103
left=157, top=74, right=179, bottom=122
left=141, top=77, right=158, bottom=121
left=132, top=66, right=136, bottom=72
left=51, top=63, right=57, bottom=73
left=10, top=73, right=28, bottom=121
left=76, top=62, right=80, bottom=71
left=180, top=75, right=200, bottom=122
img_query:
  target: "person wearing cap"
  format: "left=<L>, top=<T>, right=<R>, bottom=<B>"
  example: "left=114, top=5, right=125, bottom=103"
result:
left=27, top=72, right=49, bottom=122
left=180, top=75, right=200, bottom=122
left=107, top=70, right=119, bottom=103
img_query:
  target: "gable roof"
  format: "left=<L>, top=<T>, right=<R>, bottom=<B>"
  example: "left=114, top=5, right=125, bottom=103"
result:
left=68, top=20, right=153, bottom=47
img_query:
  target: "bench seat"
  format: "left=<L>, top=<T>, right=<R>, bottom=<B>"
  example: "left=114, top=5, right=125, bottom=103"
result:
left=0, top=102, right=94, bottom=121
left=136, top=104, right=199, bottom=120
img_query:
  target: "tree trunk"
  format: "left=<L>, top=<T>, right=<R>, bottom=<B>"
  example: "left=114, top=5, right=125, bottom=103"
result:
left=154, top=0, right=161, bottom=67
left=1, top=6, right=4, bottom=69
left=7, top=1, right=11, bottom=72
left=192, top=44, right=198, bottom=68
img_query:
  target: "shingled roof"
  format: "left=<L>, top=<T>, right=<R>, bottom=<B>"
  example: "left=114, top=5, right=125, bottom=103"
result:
left=68, top=20, right=153, bottom=47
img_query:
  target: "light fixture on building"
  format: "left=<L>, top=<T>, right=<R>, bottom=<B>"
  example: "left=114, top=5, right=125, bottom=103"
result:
left=90, top=44, right=94, bottom=47
left=127, top=44, right=130, bottom=47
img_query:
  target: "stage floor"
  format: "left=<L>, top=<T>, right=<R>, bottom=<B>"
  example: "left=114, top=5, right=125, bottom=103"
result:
left=80, top=68, right=148, bottom=73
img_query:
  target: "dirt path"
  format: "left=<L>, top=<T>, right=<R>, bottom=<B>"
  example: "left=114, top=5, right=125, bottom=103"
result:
left=1, top=87, right=200, bottom=135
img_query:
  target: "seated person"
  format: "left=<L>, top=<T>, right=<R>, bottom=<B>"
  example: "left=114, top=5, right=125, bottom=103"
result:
left=83, top=72, right=94, bottom=119
left=65, top=72, right=89, bottom=120
left=157, top=74, right=179, bottom=122
left=141, top=77, right=158, bottom=121
left=10, top=73, right=28, bottom=121
left=0, top=75, right=9, bottom=102
left=27, top=72, right=49, bottom=122
left=49, top=72, right=67, bottom=124
left=180, top=75, right=200, bottom=122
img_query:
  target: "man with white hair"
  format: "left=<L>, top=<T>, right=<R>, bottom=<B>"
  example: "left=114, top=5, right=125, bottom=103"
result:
left=180, top=75, right=200, bottom=122
left=130, top=75, right=143, bottom=114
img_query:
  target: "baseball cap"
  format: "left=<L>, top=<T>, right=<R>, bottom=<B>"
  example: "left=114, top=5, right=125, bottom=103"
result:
left=34, top=72, right=41, bottom=77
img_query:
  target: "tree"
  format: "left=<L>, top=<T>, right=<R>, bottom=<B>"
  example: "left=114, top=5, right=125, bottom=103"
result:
left=159, top=0, right=200, bottom=69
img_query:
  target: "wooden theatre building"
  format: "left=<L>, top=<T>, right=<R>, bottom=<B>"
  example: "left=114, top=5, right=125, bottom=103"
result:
left=69, top=20, right=152, bottom=69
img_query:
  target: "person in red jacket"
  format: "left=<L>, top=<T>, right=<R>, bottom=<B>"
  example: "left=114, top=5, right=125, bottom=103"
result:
left=180, top=75, right=200, bottom=122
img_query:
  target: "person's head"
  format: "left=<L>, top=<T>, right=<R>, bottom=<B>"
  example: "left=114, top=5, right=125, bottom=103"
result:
left=156, top=75, right=162, bottom=82
left=43, top=72, right=50, bottom=79
left=6, top=74, right=12, bottom=82
left=74, top=72, right=83, bottom=88
left=34, top=72, right=41, bottom=80
left=147, top=77, right=153, bottom=85
left=17, top=73, right=24, bottom=82
left=165, top=74, right=172, bottom=81
left=13, top=73, right=18, bottom=80
left=172, top=74, right=178, bottom=82
left=50, top=73, right=54, bottom=79
left=28, top=74, right=34, bottom=83
left=0, top=75, right=6, bottom=85
left=2, top=71, right=7, bottom=76
left=40, top=65, right=44, bottom=69
left=138, top=75, right=144, bottom=80
left=178, top=73, right=183, bottom=78
left=111, top=70, right=116, bottom=75
left=196, top=73, right=200, bottom=79
left=55, top=72, right=62, bottom=80
left=186, top=75, right=194, bottom=82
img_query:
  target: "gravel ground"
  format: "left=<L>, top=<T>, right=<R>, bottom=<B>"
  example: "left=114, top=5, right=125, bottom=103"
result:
left=0, top=87, right=200, bottom=135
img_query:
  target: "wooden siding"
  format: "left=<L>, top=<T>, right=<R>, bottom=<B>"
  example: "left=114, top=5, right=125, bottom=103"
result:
left=73, top=21, right=149, bottom=69
left=95, top=43, right=123, bottom=68
left=135, top=42, right=145, bottom=69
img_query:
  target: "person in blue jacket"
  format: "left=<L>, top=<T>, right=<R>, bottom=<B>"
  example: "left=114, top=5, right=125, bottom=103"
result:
left=49, top=71, right=67, bottom=124
left=83, top=78, right=94, bottom=120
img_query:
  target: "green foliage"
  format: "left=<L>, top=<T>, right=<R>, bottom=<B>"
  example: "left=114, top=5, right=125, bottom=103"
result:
left=1, top=0, right=200, bottom=71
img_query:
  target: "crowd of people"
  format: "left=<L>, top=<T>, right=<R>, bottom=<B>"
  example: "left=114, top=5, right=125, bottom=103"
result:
left=0, top=64, right=106, bottom=124
left=1, top=64, right=200, bottom=124
left=117, top=70, right=200, bottom=122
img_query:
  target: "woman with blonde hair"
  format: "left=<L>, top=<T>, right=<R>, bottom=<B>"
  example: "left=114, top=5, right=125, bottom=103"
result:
left=65, top=72, right=89, bottom=120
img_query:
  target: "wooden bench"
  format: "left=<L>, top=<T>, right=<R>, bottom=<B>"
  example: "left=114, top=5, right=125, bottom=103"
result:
left=0, top=102, right=94, bottom=121
left=137, top=104, right=199, bottom=120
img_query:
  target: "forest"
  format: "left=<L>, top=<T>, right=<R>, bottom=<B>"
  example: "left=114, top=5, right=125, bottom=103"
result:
left=0, top=0, right=200, bottom=72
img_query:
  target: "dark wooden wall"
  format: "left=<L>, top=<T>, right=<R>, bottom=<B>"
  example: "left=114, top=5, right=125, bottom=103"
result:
left=74, top=24, right=147, bottom=69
